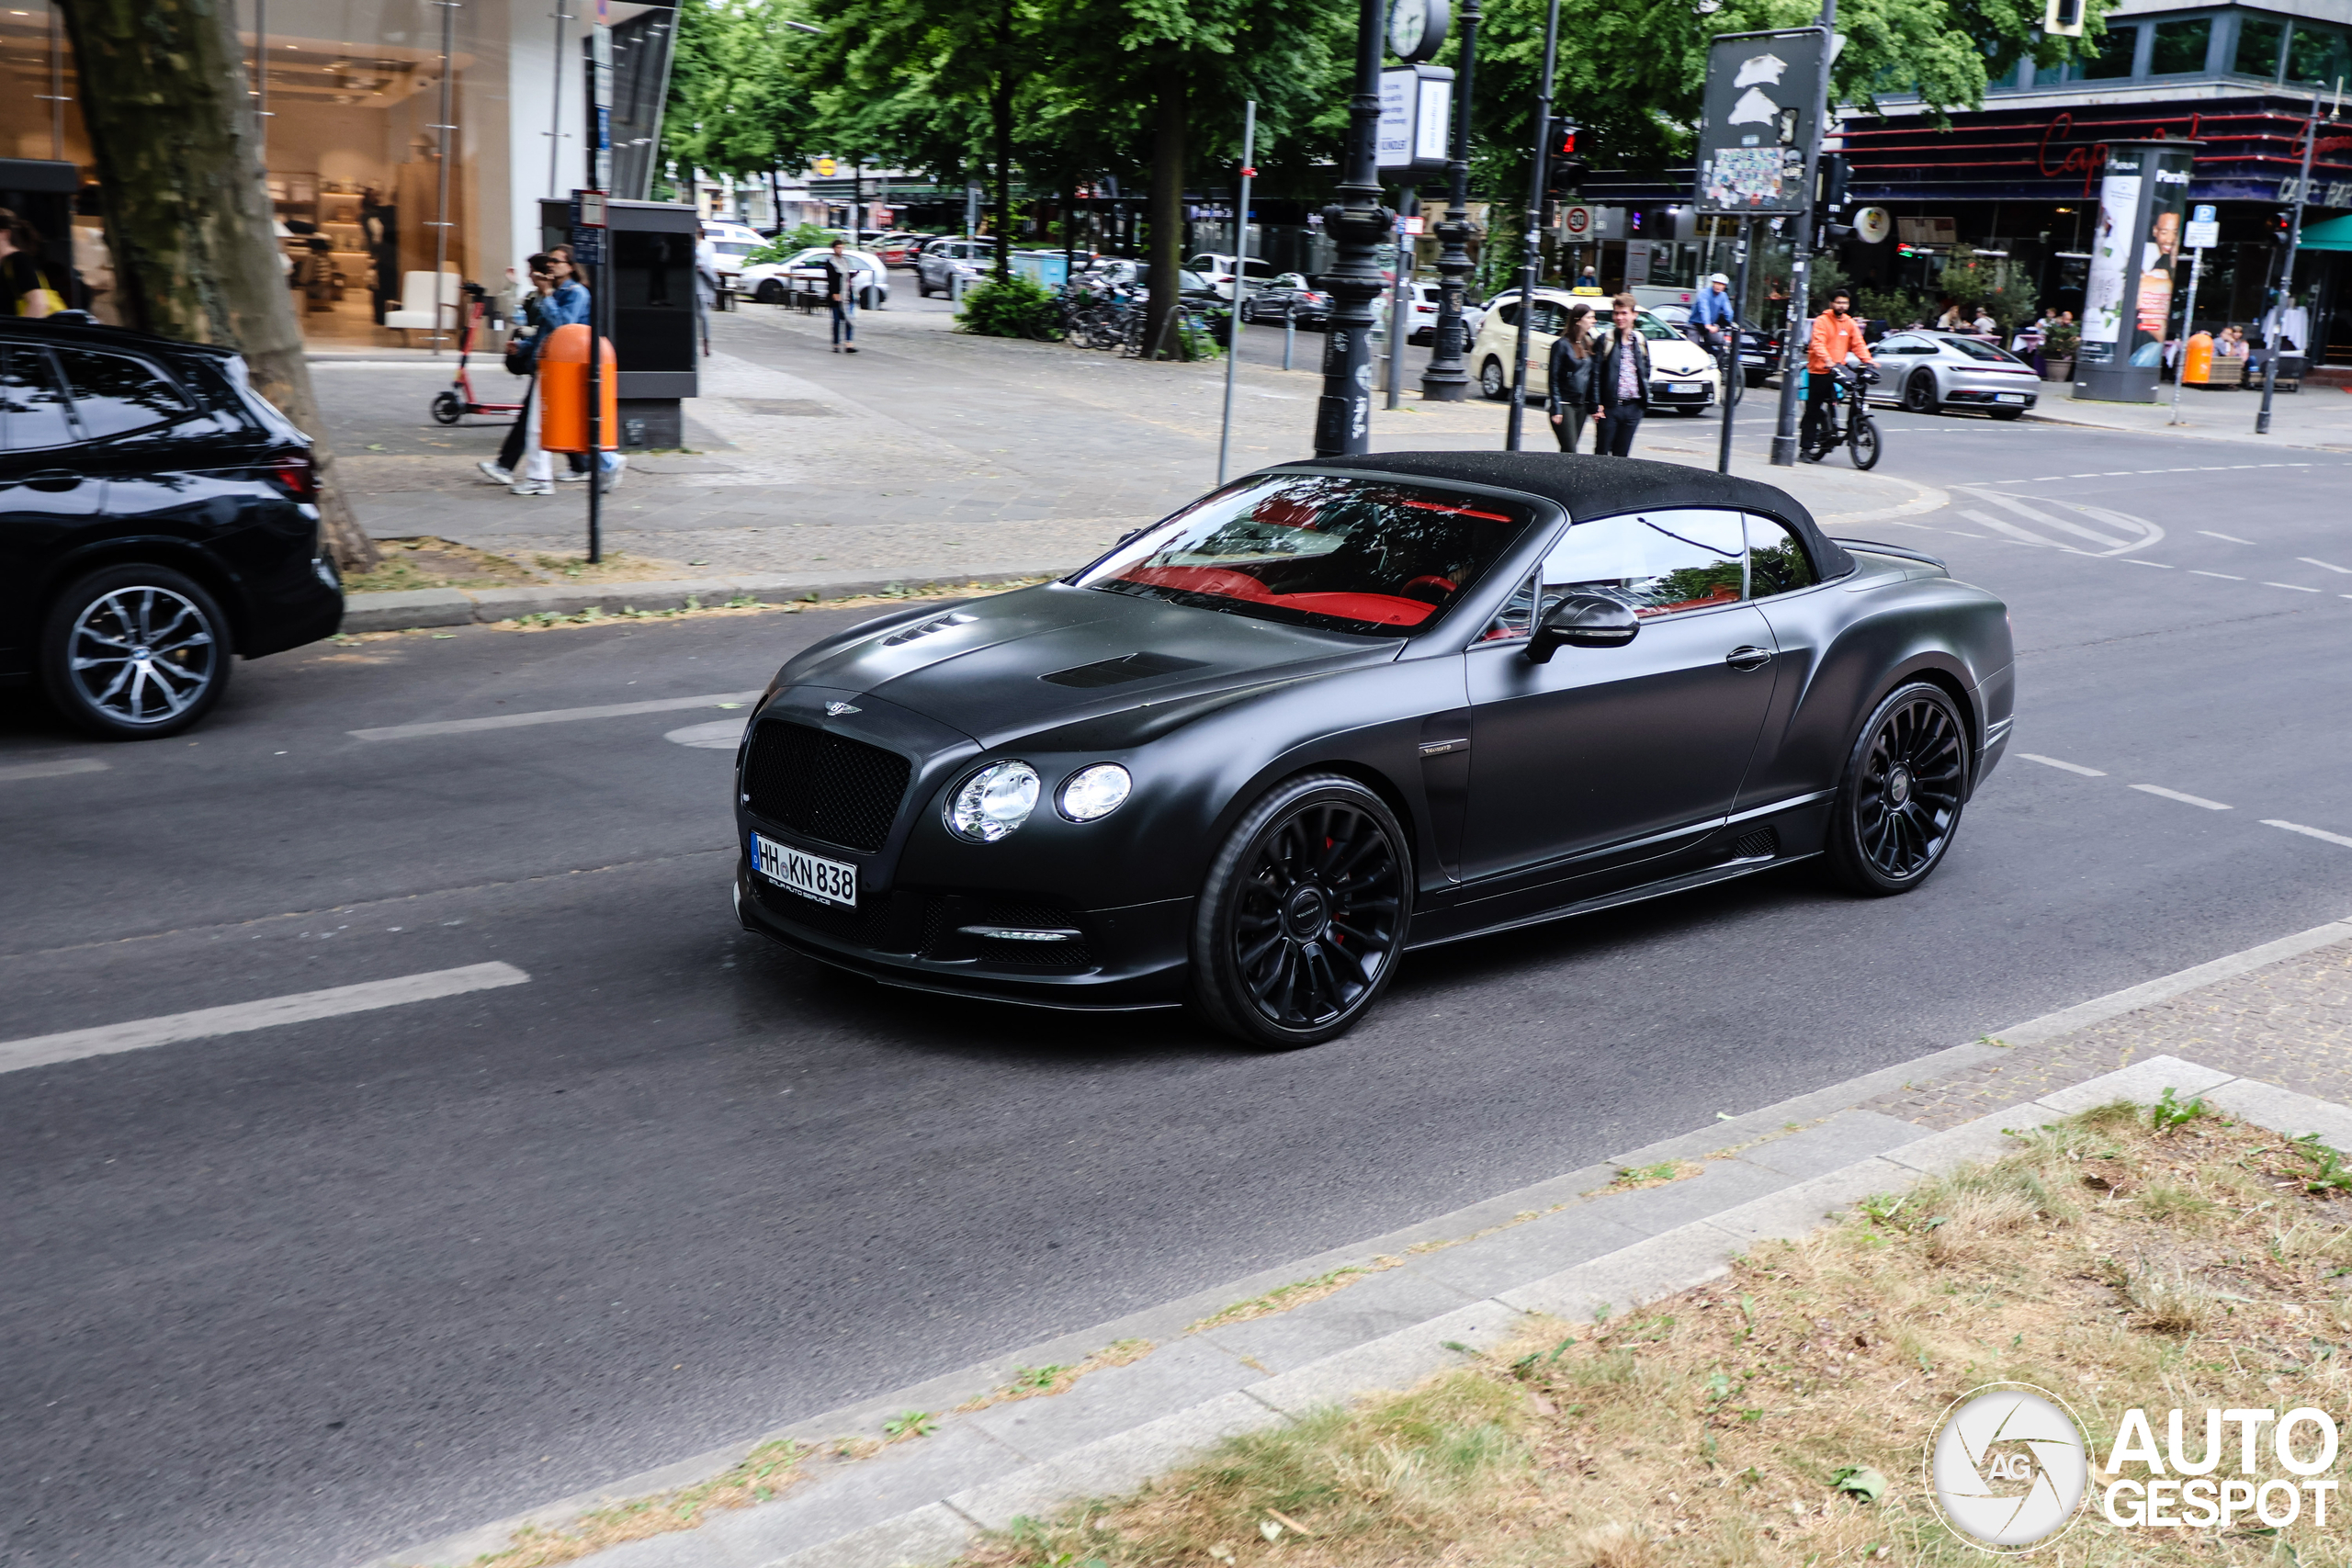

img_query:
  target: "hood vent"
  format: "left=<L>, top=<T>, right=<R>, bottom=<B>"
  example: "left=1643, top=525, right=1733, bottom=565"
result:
left=1039, top=651, right=1209, bottom=689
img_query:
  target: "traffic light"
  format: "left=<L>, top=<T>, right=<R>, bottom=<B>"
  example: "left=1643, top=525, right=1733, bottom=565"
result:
left=1546, top=119, right=1589, bottom=197
left=2274, top=209, right=2295, bottom=244
left=1815, top=154, right=1854, bottom=244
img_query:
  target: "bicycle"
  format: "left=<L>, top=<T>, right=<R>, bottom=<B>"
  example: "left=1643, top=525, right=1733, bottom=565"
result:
left=1799, top=362, right=1882, bottom=469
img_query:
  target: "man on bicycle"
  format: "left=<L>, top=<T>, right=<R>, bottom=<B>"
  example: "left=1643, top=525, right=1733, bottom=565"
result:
left=1801, top=288, right=1872, bottom=460
left=1690, top=272, right=1736, bottom=354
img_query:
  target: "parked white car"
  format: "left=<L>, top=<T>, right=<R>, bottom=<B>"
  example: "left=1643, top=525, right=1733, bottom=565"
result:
left=700, top=220, right=767, bottom=289
left=1186, top=254, right=1284, bottom=292
left=740, top=247, right=890, bottom=309
left=1467, top=290, right=1719, bottom=412
left=1388, top=282, right=1487, bottom=346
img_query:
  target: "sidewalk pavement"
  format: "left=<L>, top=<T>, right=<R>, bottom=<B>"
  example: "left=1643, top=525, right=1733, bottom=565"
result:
left=2028, top=378, right=2352, bottom=449
left=322, top=302, right=1946, bottom=631
left=375, top=914, right=2352, bottom=1568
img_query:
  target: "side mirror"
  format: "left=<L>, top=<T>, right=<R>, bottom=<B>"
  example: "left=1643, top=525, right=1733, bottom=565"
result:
left=1526, top=592, right=1639, bottom=663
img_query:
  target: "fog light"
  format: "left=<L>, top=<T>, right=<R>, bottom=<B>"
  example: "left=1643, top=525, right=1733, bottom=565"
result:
left=947, top=761, right=1040, bottom=841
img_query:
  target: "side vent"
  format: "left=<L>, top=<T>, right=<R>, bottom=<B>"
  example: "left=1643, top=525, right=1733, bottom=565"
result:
left=881, top=611, right=978, bottom=647
left=1732, top=828, right=1780, bottom=861
left=1040, top=651, right=1209, bottom=689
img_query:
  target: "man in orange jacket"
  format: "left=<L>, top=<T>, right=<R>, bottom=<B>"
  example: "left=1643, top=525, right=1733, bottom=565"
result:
left=1802, top=287, right=1873, bottom=460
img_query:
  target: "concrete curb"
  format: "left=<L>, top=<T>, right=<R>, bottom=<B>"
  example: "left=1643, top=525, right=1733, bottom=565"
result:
left=338, top=565, right=1072, bottom=634
left=2020, top=402, right=2352, bottom=452
left=365, top=913, right=2352, bottom=1568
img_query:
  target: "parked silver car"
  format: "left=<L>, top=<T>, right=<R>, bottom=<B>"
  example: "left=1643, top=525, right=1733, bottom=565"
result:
left=915, top=239, right=999, bottom=298
left=1870, top=332, right=2040, bottom=419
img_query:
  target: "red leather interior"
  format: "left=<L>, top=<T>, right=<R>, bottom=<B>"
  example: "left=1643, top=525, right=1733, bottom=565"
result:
left=1273, top=592, right=1436, bottom=625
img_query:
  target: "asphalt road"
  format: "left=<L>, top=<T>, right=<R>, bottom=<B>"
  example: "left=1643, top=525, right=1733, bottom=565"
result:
left=5, top=412, right=2352, bottom=1568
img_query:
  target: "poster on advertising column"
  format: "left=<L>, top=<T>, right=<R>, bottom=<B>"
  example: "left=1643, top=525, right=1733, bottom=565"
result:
left=2076, top=141, right=2200, bottom=403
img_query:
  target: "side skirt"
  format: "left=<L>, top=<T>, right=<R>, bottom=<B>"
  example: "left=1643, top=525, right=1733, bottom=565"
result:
left=1404, top=851, right=1823, bottom=953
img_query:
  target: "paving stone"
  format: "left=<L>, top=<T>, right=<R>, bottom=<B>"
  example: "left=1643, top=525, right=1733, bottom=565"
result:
left=1496, top=1227, right=1740, bottom=1323
left=1245, top=1301, right=1526, bottom=1418
left=762, top=1504, right=978, bottom=1568
left=1732, top=1110, right=1930, bottom=1179
left=959, top=1338, right=1261, bottom=1464
left=1879, top=1111, right=2027, bottom=1177
left=2033, top=1054, right=2237, bottom=1115
left=2201, top=1078, right=2352, bottom=1150
left=1573, top=1156, right=1797, bottom=1236
left=1702, top=1156, right=1914, bottom=1246
left=1194, top=1264, right=1481, bottom=1376
left=1398, top=1209, right=1651, bottom=1301
left=947, top=1391, right=1287, bottom=1532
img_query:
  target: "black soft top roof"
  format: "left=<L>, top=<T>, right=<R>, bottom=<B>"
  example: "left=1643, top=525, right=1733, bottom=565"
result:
left=1279, top=451, right=1856, bottom=581
left=0, top=315, right=238, bottom=364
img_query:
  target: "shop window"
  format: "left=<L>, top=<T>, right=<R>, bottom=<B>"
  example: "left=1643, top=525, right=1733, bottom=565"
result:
left=2082, top=26, right=2139, bottom=78
left=2287, top=21, right=2351, bottom=86
left=2233, top=14, right=2285, bottom=77
left=2150, top=18, right=2212, bottom=74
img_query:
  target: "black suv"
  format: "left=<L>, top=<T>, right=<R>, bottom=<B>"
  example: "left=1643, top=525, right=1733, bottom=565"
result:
left=0, top=317, right=342, bottom=738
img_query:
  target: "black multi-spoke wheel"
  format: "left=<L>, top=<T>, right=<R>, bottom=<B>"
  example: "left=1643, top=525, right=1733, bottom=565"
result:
left=1904, top=372, right=1939, bottom=414
left=40, top=564, right=232, bottom=739
left=1825, top=682, right=1970, bottom=894
left=1193, top=774, right=1410, bottom=1047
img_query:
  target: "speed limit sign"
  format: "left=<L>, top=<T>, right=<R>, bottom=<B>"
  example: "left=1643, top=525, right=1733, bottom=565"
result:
left=1560, top=204, right=1594, bottom=238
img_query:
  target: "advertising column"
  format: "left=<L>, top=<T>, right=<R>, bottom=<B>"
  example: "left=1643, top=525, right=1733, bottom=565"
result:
left=2076, top=140, right=2199, bottom=403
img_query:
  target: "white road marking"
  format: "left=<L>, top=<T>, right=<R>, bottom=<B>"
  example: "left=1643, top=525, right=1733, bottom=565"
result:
left=665, top=718, right=747, bottom=750
left=2266, top=582, right=2322, bottom=592
left=352, top=691, right=764, bottom=740
left=1953, top=487, right=2162, bottom=554
left=0, top=757, right=107, bottom=784
left=2265, top=819, right=2352, bottom=851
left=2131, top=784, right=2233, bottom=811
left=2020, top=753, right=2107, bottom=776
left=2301, top=558, right=2352, bottom=574
left=0, top=962, right=531, bottom=1076
left=2121, top=559, right=2174, bottom=568
left=2189, top=570, right=2244, bottom=580
left=2199, top=531, right=2255, bottom=545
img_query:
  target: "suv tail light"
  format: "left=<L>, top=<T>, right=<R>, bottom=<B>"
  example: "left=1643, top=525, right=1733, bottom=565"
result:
left=268, top=452, right=316, bottom=503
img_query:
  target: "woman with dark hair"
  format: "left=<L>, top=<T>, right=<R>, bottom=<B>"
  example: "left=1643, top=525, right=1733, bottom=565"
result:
left=0, top=209, right=61, bottom=318
left=1544, top=301, right=1598, bottom=452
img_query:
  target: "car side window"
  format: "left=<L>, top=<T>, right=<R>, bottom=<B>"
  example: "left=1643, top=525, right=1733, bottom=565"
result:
left=1543, top=509, right=1747, bottom=617
left=1527, top=301, right=1567, bottom=335
left=2, top=344, right=77, bottom=450
left=1478, top=571, right=1540, bottom=641
left=52, top=347, right=190, bottom=440
left=1745, top=514, right=1820, bottom=597
left=1493, top=300, right=1520, bottom=327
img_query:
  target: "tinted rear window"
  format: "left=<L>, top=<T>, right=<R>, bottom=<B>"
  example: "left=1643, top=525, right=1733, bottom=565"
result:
left=53, top=347, right=190, bottom=438
left=2, top=345, right=74, bottom=449
left=1077, top=473, right=1541, bottom=638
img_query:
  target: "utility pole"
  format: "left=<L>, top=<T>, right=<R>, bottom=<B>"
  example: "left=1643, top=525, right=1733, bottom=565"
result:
left=1420, top=0, right=1481, bottom=401
left=1504, top=0, right=1563, bottom=451
left=429, top=0, right=458, bottom=355
left=2256, top=93, right=2323, bottom=435
left=1717, top=217, right=1751, bottom=472
left=1769, top=0, right=1836, bottom=467
left=1218, top=100, right=1257, bottom=485
left=1313, top=0, right=1394, bottom=458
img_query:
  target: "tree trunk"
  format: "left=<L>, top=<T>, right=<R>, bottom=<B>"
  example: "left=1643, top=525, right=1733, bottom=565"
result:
left=63, top=0, right=378, bottom=570
left=1148, top=77, right=1186, bottom=360
left=990, top=0, right=1014, bottom=285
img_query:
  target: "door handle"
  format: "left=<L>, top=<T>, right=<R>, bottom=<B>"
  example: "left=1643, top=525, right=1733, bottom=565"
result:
left=1725, top=646, right=1773, bottom=671
left=20, top=469, right=85, bottom=492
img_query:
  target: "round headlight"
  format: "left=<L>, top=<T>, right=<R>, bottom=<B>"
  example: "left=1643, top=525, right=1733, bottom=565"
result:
left=1058, top=763, right=1133, bottom=822
left=946, top=761, right=1040, bottom=842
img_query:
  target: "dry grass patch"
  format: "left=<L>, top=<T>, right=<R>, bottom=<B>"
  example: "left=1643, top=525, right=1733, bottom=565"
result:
left=963, top=1099, right=2352, bottom=1567
left=1593, top=1160, right=1705, bottom=1195
left=961, top=1340, right=1157, bottom=1412
left=345, top=536, right=547, bottom=592
left=447, top=1438, right=811, bottom=1568
left=1188, top=1263, right=1407, bottom=1335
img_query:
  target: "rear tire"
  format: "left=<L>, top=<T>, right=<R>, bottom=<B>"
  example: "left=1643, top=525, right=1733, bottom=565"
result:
left=1822, top=682, right=1969, bottom=896
left=1904, top=373, right=1938, bottom=414
left=1478, top=357, right=1507, bottom=400
left=755, top=279, right=785, bottom=305
left=40, top=563, right=233, bottom=740
left=1191, top=773, right=1410, bottom=1048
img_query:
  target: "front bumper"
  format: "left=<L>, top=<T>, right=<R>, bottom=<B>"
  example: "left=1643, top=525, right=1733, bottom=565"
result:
left=1648, top=376, right=1717, bottom=409
left=736, top=861, right=1195, bottom=1010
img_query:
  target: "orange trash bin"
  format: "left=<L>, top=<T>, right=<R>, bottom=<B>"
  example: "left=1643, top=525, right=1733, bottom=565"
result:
left=2180, top=331, right=2215, bottom=387
left=538, top=323, right=619, bottom=452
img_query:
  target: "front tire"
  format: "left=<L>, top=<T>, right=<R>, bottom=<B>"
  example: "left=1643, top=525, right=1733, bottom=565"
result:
left=1904, top=373, right=1939, bottom=414
left=1192, top=773, right=1410, bottom=1048
left=40, top=564, right=232, bottom=739
left=1823, top=682, right=1969, bottom=895
left=428, top=389, right=463, bottom=424
left=1478, top=357, right=1507, bottom=400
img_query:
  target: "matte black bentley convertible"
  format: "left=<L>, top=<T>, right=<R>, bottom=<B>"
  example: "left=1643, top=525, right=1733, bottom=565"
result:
left=734, top=453, right=2014, bottom=1046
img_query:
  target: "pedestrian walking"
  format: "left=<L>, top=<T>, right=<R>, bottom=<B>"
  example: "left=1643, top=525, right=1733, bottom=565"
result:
left=823, top=239, right=859, bottom=354
left=694, top=226, right=720, bottom=357
left=1800, top=288, right=1873, bottom=461
left=1592, top=294, right=1650, bottom=457
left=0, top=209, right=63, bottom=317
left=1544, top=301, right=1598, bottom=453
left=476, top=255, right=582, bottom=488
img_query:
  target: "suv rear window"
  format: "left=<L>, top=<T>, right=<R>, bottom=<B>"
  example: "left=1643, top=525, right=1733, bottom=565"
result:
left=2, top=345, right=75, bottom=449
left=53, top=347, right=190, bottom=439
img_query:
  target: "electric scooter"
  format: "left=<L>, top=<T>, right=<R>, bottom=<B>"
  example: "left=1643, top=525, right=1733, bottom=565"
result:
left=429, top=281, right=526, bottom=424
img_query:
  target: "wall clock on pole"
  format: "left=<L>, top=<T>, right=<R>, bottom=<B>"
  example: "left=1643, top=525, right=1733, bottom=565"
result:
left=1388, top=0, right=1450, bottom=62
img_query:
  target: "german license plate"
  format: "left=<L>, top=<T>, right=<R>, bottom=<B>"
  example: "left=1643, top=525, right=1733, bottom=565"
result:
left=1671, top=382, right=1702, bottom=394
left=1996, top=392, right=2027, bottom=403
left=752, top=831, right=856, bottom=908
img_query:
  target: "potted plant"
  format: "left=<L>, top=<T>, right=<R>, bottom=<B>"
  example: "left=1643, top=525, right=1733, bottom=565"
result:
left=2042, top=321, right=2078, bottom=382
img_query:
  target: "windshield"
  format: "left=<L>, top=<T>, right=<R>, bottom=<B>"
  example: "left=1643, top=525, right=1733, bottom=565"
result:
left=1075, top=473, right=1540, bottom=638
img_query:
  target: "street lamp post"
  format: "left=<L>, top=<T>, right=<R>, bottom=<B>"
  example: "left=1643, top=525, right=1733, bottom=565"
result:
left=2256, top=94, right=2323, bottom=435
left=1314, top=0, right=1396, bottom=457
left=1419, top=0, right=1481, bottom=402
left=1503, top=0, right=1562, bottom=450
left=1769, top=0, right=1836, bottom=467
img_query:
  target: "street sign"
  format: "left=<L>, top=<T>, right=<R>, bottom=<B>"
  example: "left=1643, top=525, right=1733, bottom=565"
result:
left=1396, top=215, right=1427, bottom=236
left=1560, top=204, right=1593, bottom=239
left=1693, top=28, right=1827, bottom=215
left=1376, top=65, right=1453, bottom=172
left=815, top=156, right=837, bottom=177
left=2185, top=202, right=2219, bottom=250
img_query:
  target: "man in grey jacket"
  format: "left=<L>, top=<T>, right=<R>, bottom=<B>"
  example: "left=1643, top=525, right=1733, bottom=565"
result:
left=1591, top=294, right=1651, bottom=457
